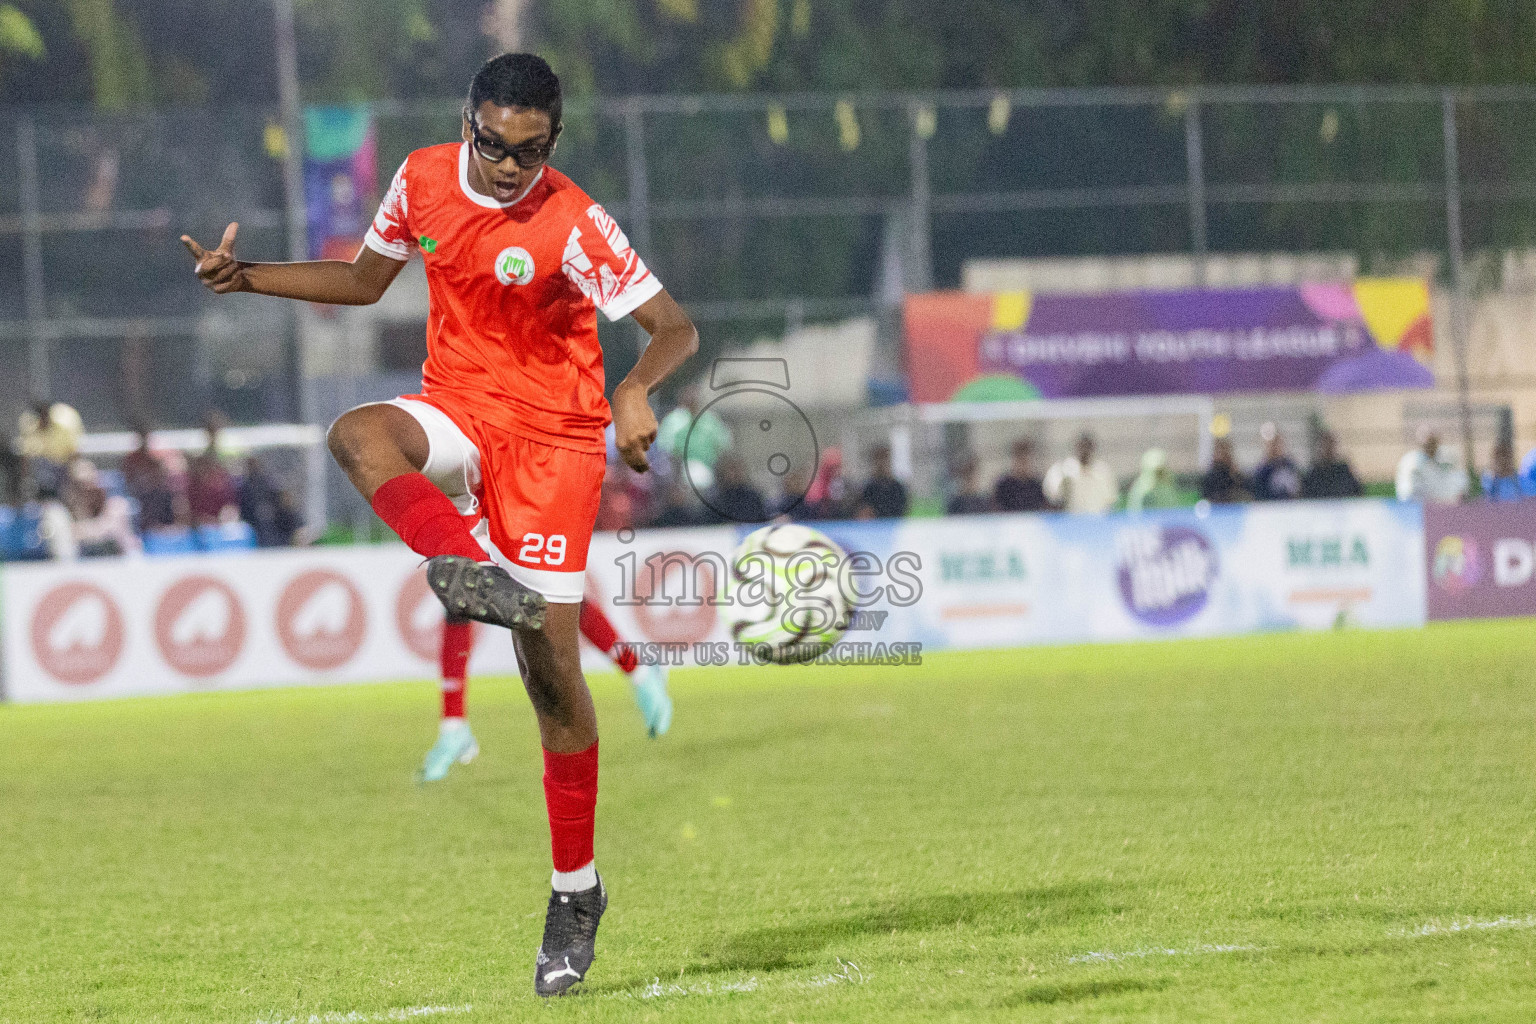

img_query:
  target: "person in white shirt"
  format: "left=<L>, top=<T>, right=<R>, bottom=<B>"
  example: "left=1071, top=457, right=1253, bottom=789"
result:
left=1395, top=427, right=1468, bottom=504
left=1044, top=432, right=1120, bottom=514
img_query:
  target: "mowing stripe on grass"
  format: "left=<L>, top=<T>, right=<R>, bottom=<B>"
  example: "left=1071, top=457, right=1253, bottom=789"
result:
left=253, top=1004, right=472, bottom=1024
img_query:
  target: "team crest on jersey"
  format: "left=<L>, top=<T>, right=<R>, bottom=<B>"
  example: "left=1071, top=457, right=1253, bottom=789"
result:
left=494, top=246, right=535, bottom=286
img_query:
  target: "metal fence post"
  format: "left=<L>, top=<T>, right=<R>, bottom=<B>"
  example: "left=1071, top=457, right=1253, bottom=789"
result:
left=906, top=103, right=934, bottom=294
left=1183, top=97, right=1209, bottom=288
left=1441, top=89, right=1476, bottom=475
left=16, top=114, right=48, bottom=398
left=624, top=98, right=654, bottom=352
left=273, top=0, right=327, bottom=532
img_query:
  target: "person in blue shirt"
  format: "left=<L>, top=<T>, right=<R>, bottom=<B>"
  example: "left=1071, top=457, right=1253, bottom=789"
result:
left=1486, top=440, right=1527, bottom=501
left=1518, top=442, right=1536, bottom=496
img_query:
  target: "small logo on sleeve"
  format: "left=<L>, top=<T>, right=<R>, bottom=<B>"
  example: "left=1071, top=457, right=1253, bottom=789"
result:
left=418, top=236, right=438, bottom=253
left=494, top=246, right=535, bottom=286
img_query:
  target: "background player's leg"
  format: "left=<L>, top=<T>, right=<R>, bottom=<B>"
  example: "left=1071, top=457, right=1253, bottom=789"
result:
left=578, top=601, right=637, bottom=674
left=327, top=404, right=485, bottom=561
left=579, top=601, right=672, bottom=738
left=419, top=619, right=478, bottom=783
left=441, top=619, right=473, bottom=719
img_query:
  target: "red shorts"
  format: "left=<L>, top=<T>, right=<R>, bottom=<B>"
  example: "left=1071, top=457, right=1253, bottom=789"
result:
left=382, top=394, right=605, bottom=603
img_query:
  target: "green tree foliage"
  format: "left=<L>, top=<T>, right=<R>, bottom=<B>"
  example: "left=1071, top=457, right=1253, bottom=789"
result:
left=0, top=4, right=44, bottom=63
left=6, top=0, right=1536, bottom=107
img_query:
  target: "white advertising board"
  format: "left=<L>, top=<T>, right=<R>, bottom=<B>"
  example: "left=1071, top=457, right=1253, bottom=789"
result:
left=0, top=502, right=1426, bottom=703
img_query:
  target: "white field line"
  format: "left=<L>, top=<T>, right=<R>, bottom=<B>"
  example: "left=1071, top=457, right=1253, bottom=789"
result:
left=1395, top=915, right=1536, bottom=938
left=619, top=958, right=866, bottom=1001
left=1067, top=914, right=1536, bottom=968
left=254, top=1005, right=472, bottom=1024
left=1067, top=944, right=1262, bottom=965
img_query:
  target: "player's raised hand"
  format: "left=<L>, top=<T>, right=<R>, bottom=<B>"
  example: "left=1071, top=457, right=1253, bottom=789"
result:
left=611, top=381, right=657, bottom=472
left=180, top=222, right=247, bottom=294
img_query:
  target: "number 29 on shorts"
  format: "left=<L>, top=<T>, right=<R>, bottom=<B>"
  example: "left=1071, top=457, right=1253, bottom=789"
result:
left=519, top=532, right=567, bottom=565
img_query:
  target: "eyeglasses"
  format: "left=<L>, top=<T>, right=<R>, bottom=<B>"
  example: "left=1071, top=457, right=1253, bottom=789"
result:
left=469, top=119, right=556, bottom=169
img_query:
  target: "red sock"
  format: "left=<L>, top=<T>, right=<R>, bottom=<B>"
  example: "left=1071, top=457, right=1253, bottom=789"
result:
left=542, top=741, right=598, bottom=872
left=440, top=619, right=473, bottom=719
left=579, top=601, right=637, bottom=674
left=370, top=473, right=485, bottom=561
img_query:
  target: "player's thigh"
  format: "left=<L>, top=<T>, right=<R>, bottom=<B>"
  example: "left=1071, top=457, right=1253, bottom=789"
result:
left=327, top=402, right=428, bottom=479
left=351, top=398, right=485, bottom=509
left=479, top=435, right=605, bottom=605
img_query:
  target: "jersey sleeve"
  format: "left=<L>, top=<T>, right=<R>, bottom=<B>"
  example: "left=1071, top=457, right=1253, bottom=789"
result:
left=364, top=160, right=413, bottom=262
left=560, top=203, right=665, bottom=321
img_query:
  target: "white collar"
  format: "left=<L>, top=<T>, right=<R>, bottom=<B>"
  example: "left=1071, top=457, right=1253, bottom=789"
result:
left=457, top=142, right=544, bottom=209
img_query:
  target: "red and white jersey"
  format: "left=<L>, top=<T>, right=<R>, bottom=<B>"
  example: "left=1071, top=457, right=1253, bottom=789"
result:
left=365, top=143, right=662, bottom=453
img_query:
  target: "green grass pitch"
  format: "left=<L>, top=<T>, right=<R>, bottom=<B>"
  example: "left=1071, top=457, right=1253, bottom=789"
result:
left=4, top=619, right=1536, bottom=1022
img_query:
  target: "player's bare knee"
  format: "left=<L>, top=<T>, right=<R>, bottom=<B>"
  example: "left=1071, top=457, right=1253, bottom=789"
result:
left=325, top=410, right=370, bottom=474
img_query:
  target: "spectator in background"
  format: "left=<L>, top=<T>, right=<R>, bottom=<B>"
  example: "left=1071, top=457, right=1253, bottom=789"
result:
left=1518, top=443, right=1536, bottom=496
left=1396, top=427, right=1467, bottom=504
left=651, top=477, right=701, bottom=529
left=855, top=443, right=909, bottom=519
left=593, top=462, right=636, bottom=532
left=1300, top=430, right=1363, bottom=499
left=186, top=415, right=238, bottom=525
left=707, top=454, right=767, bottom=523
left=945, top=453, right=993, bottom=515
left=1483, top=439, right=1525, bottom=502
left=121, top=422, right=181, bottom=530
left=803, top=447, right=849, bottom=521
left=17, top=399, right=84, bottom=501
left=1251, top=423, right=1302, bottom=501
left=238, top=456, right=301, bottom=546
left=772, top=464, right=814, bottom=520
left=657, top=386, right=732, bottom=490
left=62, top=459, right=139, bottom=557
left=993, top=438, right=1050, bottom=512
left=1127, top=448, right=1181, bottom=513
left=1200, top=438, right=1251, bottom=504
left=1043, top=433, right=1119, bottom=514
left=0, top=435, right=26, bottom=505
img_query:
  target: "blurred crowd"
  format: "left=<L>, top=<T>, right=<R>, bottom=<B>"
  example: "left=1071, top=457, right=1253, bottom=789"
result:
left=598, top=401, right=1529, bottom=530
left=0, top=401, right=304, bottom=561
left=4, top=393, right=1529, bottom=563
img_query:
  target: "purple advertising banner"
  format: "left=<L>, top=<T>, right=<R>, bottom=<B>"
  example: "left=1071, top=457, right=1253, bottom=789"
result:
left=905, top=280, right=1436, bottom=403
left=1425, top=500, right=1536, bottom=621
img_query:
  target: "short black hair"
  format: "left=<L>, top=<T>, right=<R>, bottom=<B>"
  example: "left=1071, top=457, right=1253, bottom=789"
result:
left=466, top=53, right=562, bottom=136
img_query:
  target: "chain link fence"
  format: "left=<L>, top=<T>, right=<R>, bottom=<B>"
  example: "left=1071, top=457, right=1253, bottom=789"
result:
left=2, top=86, right=1534, bottom=446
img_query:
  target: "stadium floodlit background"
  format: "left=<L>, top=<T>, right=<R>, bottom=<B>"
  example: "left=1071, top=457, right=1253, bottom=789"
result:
left=7, top=87, right=1536, bottom=520
left=7, top=3, right=1536, bottom=1021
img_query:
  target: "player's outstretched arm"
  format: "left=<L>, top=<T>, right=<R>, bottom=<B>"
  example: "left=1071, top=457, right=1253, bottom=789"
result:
left=180, top=223, right=406, bottom=306
left=613, top=289, right=699, bottom=473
